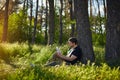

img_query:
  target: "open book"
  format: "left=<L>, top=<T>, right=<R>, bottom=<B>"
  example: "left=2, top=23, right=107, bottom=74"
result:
left=56, top=47, right=61, bottom=53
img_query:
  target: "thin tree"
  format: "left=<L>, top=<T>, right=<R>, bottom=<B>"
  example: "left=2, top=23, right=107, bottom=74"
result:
left=23, top=0, right=26, bottom=10
left=29, top=0, right=33, bottom=26
left=26, top=0, right=28, bottom=9
left=90, top=0, right=93, bottom=17
left=96, top=0, right=102, bottom=34
left=103, top=0, right=107, bottom=19
left=29, top=0, right=33, bottom=43
left=69, top=0, right=75, bottom=37
left=22, top=0, right=28, bottom=23
left=39, top=0, right=43, bottom=31
left=74, top=0, right=95, bottom=64
left=92, top=0, right=97, bottom=33
left=48, top=0, right=55, bottom=45
left=59, top=0, right=63, bottom=44
left=45, top=0, right=48, bottom=44
left=32, top=0, right=39, bottom=44
left=2, top=0, right=9, bottom=42
left=105, top=0, right=120, bottom=64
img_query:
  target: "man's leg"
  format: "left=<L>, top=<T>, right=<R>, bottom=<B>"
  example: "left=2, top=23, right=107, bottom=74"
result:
left=45, top=52, right=62, bottom=66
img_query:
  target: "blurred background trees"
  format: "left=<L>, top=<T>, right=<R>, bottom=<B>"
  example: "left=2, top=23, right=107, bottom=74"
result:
left=0, top=0, right=106, bottom=45
left=1, top=0, right=120, bottom=64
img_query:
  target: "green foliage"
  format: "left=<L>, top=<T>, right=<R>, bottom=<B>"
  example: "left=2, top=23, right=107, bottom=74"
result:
left=93, top=46, right=105, bottom=65
left=8, top=10, right=29, bottom=42
left=35, top=31, right=45, bottom=44
left=89, top=16, right=106, bottom=29
left=7, top=63, right=120, bottom=80
left=54, top=10, right=72, bottom=44
left=0, top=43, right=120, bottom=80
left=90, top=15, right=106, bottom=46
left=0, top=42, right=30, bottom=63
left=92, top=32, right=106, bottom=46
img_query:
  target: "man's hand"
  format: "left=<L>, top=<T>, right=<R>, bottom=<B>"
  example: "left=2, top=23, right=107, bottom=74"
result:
left=54, top=52, right=62, bottom=58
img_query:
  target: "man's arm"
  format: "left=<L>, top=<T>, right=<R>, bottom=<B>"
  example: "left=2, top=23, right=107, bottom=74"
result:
left=55, top=53, right=77, bottom=61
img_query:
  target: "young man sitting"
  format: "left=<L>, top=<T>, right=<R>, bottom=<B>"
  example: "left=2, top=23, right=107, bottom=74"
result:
left=45, top=37, right=82, bottom=66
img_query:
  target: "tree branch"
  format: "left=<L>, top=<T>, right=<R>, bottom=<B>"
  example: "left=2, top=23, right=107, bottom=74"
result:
left=0, top=2, right=6, bottom=11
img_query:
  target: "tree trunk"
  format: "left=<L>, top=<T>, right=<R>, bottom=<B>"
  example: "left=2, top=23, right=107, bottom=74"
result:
left=45, top=0, right=48, bottom=44
left=59, top=0, right=63, bottom=44
left=93, top=0, right=97, bottom=33
left=30, top=0, right=33, bottom=26
left=32, top=0, right=39, bottom=44
left=73, top=0, right=76, bottom=19
left=103, top=0, right=107, bottom=19
left=73, top=0, right=77, bottom=33
left=26, top=0, right=28, bottom=9
left=74, top=0, right=95, bottom=64
left=29, top=0, right=33, bottom=43
left=23, top=0, right=26, bottom=10
left=40, top=0, right=44, bottom=31
left=90, top=0, right=92, bottom=17
left=103, top=0, right=107, bottom=32
left=2, top=0, right=9, bottom=42
left=105, top=0, right=120, bottom=64
left=96, top=0, right=102, bottom=34
left=69, top=0, right=75, bottom=37
left=48, top=0, right=55, bottom=45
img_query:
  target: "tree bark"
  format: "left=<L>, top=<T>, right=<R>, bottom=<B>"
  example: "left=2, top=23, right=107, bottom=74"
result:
left=105, top=0, right=120, bottom=64
left=48, top=0, right=55, bottom=45
left=69, top=0, right=75, bottom=37
left=32, top=0, right=39, bottom=44
left=103, top=0, right=107, bottom=19
left=26, top=0, right=28, bottom=9
left=74, top=0, right=95, bottom=64
left=2, top=0, right=9, bottom=42
left=73, top=0, right=77, bottom=19
left=90, top=0, right=92, bottom=17
left=28, top=0, right=33, bottom=43
left=30, top=0, right=33, bottom=27
left=59, top=0, right=63, bottom=44
left=39, top=0, right=43, bottom=32
left=45, top=0, right=48, bottom=44
left=23, top=0, right=26, bottom=10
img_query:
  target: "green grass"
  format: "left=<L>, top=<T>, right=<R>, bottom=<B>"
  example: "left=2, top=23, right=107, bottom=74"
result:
left=7, top=63, right=120, bottom=80
left=93, top=46, right=105, bottom=65
left=0, top=43, right=120, bottom=80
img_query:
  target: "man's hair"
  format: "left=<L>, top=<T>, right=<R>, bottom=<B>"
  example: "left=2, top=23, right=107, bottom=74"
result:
left=68, top=37, right=78, bottom=44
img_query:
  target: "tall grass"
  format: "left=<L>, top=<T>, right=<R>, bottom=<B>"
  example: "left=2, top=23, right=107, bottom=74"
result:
left=7, top=63, right=120, bottom=80
left=0, top=43, right=120, bottom=80
left=93, top=46, right=105, bottom=65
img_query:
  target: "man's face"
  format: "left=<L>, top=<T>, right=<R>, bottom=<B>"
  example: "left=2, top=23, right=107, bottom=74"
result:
left=68, top=41, right=75, bottom=47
